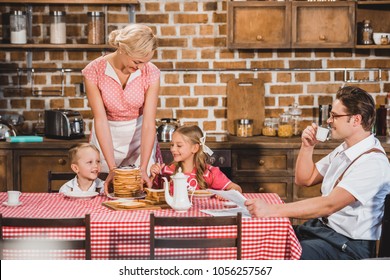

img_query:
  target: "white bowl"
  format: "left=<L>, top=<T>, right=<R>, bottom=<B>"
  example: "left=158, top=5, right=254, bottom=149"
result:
left=373, top=33, right=390, bottom=45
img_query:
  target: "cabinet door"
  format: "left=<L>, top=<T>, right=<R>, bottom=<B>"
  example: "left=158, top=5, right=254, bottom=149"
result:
left=292, top=2, right=355, bottom=48
left=0, top=149, right=13, bottom=191
left=234, top=176, right=293, bottom=202
left=227, top=1, right=291, bottom=49
left=14, top=150, right=71, bottom=193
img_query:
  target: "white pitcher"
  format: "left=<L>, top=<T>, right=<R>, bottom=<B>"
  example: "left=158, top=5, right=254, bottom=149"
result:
left=163, top=167, right=192, bottom=212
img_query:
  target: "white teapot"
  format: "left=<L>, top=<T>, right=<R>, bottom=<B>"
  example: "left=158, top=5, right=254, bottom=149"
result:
left=163, top=167, right=192, bottom=212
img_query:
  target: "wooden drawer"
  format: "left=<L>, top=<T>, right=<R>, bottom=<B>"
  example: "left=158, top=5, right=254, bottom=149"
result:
left=232, top=149, right=293, bottom=177
left=233, top=176, right=292, bottom=202
left=14, top=150, right=71, bottom=193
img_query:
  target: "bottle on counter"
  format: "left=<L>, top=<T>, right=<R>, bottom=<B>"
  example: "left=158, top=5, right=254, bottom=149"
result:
left=10, top=10, right=27, bottom=44
left=375, top=105, right=387, bottom=136
left=50, top=11, right=66, bottom=44
left=360, top=19, right=373, bottom=45
left=87, top=11, right=105, bottom=45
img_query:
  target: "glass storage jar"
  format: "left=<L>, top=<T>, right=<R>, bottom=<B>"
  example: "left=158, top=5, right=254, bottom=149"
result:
left=288, top=103, right=302, bottom=136
left=10, top=10, right=27, bottom=44
left=50, top=11, right=66, bottom=44
left=262, top=118, right=277, bottom=137
left=87, top=11, right=105, bottom=45
left=236, top=119, right=253, bottom=137
left=278, top=112, right=293, bottom=138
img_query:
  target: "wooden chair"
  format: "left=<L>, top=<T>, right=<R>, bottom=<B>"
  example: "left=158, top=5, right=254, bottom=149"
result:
left=378, top=193, right=390, bottom=258
left=48, top=171, right=108, bottom=193
left=0, top=213, right=91, bottom=260
left=149, top=212, right=242, bottom=260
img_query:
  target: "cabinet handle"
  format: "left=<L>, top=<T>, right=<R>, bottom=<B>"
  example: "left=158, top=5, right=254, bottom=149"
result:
left=258, top=159, right=265, bottom=166
left=256, top=35, right=263, bottom=41
left=58, top=158, right=67, bottom=165
left=319, top=35, right=326, bottom=41
left=258, top=187, right=265, bottom=193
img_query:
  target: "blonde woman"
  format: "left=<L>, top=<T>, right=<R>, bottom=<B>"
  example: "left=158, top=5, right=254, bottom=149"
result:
left=82, top=24, right=161, bottom=194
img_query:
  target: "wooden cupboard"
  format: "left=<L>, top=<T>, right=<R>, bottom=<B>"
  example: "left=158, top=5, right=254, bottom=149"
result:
left=227, top=0, right=390, bottom=50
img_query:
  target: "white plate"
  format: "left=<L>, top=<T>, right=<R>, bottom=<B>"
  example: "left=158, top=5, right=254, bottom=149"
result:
left=63, top=191, right=99, bottom=199
left=3, top=201, right=23, bottom=207
left=107, top=192, right=146, bottom=200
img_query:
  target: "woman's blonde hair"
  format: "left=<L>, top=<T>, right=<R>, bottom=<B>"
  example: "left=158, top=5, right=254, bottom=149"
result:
left=69, top=143, right=100, bottom=164
left=108, top=24, right=157, bottom=58
left=172, top=125, right=208, bottom=189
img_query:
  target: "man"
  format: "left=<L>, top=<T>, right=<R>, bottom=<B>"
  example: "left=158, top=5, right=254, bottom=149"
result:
left=245, top=86, right=390, bottom=259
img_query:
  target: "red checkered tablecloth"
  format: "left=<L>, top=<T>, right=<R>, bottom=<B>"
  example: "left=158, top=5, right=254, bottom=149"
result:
left=0, top=192, right=302, bottom=260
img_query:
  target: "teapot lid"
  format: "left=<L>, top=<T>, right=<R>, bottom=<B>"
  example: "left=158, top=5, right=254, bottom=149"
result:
left=171, top=167, right=189, bottom=179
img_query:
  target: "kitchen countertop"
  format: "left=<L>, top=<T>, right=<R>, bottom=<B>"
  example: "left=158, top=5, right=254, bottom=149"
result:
left=1, top=134, right=389, bottom=151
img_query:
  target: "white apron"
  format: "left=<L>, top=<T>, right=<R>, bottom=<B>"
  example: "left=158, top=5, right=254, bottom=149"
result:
left=90, top=115, right=157, bottom=175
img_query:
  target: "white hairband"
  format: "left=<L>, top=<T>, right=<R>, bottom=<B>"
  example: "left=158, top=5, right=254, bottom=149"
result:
left=199, top=132, right=213, bottom=156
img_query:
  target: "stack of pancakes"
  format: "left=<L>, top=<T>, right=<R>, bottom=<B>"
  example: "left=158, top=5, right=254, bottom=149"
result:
left=113, top=167, right=142, bottom=197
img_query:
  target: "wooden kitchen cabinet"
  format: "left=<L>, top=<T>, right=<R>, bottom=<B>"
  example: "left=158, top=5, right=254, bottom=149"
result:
left=232, top=148, right=294, bottom=202
left=13, top=149, right=71, bottom=193
left=0, top=149, right=13, bottom=191
left=227, top=0, right=356, bottom=49
left=291, top=1, right=355, bottom=49
left=227, top=1, right=291, bottom=49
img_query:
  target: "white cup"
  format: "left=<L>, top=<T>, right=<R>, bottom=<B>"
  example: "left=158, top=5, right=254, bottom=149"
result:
left=316, top=126, right=330, bottom=142
left=7, top=190, right=21, bottom=205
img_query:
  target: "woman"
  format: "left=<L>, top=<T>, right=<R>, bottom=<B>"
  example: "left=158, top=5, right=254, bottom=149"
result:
left=82, top=24, right=160, bottom=194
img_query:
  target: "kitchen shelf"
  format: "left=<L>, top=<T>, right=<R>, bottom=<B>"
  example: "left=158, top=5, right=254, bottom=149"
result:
left=0, top=44, right=115, bottom=50
left=0, top=0, right=138, bottom=3
left=355, top=44, right=390, bottom=49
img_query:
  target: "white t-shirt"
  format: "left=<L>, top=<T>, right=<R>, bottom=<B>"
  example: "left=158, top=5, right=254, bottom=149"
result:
left=59, top=176, right=105, bottom=194
left=316, top=134, right=390, bottom=240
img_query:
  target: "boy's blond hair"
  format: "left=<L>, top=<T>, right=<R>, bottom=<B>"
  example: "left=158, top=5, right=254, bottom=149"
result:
left=69, top=143, right=100, bottom=164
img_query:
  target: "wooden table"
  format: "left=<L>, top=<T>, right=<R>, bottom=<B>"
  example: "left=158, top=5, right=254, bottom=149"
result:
left=0, top=192, right=302, bottom=260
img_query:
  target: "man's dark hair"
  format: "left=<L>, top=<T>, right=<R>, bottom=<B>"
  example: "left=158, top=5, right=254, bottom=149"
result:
left=336, top=86, right=376, bottom=131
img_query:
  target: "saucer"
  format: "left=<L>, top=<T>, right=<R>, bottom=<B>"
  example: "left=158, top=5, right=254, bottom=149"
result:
left=2, top=201, right=22, bottom=207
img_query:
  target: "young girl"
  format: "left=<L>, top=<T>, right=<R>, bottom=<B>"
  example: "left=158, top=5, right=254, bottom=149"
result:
left=59, top=143, right=105, bottom=193
left=149, top=125, right=242, bottom=193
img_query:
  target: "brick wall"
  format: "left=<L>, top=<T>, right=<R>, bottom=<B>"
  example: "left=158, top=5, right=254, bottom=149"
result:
left=1, top=0, right=390, bottom=135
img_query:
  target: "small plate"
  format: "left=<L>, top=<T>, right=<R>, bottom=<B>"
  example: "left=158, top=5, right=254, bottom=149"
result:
left=192, top=191, right=214, bottom=199
left=3, top=201, right=22, bottom=207
left=107, top=192, right=146, bottom=200
left=63, top=191, right=99, bottom=199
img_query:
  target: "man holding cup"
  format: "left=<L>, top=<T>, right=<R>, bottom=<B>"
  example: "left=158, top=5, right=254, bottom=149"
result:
left=245, top=86, right=390, bottom=259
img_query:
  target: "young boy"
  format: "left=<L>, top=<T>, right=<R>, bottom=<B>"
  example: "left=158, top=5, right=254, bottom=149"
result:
left=59, top=143, right=104, bottom=193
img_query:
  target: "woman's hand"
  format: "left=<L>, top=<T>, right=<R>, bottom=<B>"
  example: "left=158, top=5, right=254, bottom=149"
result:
left=103, top=171, right=114, bottom=195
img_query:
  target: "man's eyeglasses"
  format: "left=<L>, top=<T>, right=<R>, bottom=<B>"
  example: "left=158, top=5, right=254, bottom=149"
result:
left=328, top=112, right=353, bottom=121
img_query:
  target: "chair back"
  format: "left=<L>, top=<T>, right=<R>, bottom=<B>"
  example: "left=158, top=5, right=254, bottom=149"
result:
left=150, top=212, right=242, bottom=260
left=0, top=213, right=91, bottom=260
left=48, top=171, right=108, bottom=193
left=378, top=193, right=390, bottom=258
